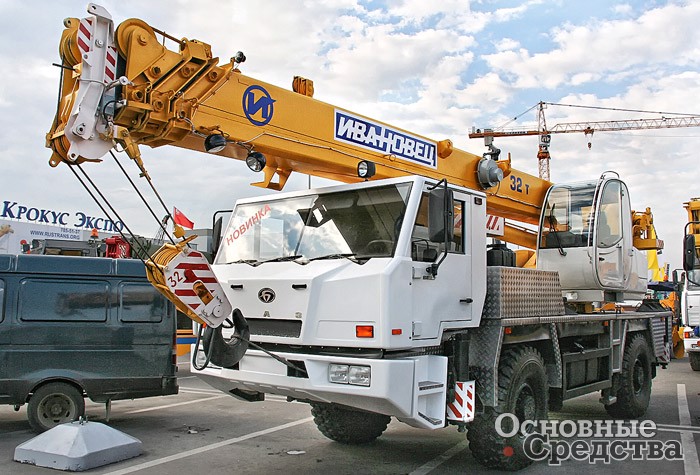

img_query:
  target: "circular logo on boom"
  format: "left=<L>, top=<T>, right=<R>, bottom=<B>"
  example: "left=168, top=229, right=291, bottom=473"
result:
left=243, top=85, right=275, bottom=126
left=258, top=288, right=276, bottom=303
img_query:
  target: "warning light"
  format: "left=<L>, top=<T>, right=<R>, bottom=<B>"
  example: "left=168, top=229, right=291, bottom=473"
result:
left=356, top=325, right=374, bottom=338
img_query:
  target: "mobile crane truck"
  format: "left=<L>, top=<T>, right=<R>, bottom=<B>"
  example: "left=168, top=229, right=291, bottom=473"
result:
left=682, top=198, right=700, bottom=369
left=45, top=4, right=671, bottom=470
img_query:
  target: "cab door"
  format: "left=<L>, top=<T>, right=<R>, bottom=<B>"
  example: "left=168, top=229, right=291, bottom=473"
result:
left=409, top=187, right=473, bottom=341
left=594, top=180, right=632, bottom=289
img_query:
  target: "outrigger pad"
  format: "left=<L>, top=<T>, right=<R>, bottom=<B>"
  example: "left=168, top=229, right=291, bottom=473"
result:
left=14, top=420, right=142, bottom=471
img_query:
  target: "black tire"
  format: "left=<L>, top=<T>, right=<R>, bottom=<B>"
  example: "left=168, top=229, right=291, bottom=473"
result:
left=467, top=346, right=548, bottom=471
left=605, top=334, right=652, bottom=419
left=689, top=351, right=700, bottom=371
left=310, top=402, right=390, bottom=444
left=27, top=382, right=85, bottom=433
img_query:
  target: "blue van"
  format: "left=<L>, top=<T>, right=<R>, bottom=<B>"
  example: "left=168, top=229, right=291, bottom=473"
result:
left=0, top=253, right=178, bottom=431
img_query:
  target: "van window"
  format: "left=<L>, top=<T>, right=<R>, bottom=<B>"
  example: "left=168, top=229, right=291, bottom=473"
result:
left=119, top=282, right=165, bottom=323
left=0, top=279, right=4, bottom=323
left=18, top=280, right=109, bottom=322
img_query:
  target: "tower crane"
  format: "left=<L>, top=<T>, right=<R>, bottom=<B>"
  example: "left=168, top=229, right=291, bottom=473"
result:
left=469, top=101, right=700, bottom=180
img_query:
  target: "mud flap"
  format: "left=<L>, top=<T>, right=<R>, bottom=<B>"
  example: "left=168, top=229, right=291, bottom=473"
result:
left=202, top=308, right=250, bottom=368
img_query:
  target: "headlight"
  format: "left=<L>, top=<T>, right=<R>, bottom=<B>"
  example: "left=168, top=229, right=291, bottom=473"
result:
left=349, top=366, right=371, bottom=386
left=328, top=364, right=370, bottom=386
left=329, top=364, right=349, bottom=384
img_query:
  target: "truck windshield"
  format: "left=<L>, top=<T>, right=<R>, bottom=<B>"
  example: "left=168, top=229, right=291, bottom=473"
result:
left=216, top=183, right=412, bottom=264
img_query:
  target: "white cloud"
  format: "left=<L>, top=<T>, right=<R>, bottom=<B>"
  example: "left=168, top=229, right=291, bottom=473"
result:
left=483, top=2, right=700, bottom=90
left=0, top=0, right=697, bottom=273
left=612, top=4, right=633, bottom=16
left=494, top=38, right=520, bottom=52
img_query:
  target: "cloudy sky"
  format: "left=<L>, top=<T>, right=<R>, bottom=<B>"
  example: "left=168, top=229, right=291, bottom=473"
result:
left=0, top=0, right=698, bottom=273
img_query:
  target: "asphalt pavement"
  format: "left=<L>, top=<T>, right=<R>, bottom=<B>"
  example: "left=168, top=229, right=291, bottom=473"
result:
left=1, top=356, right=699, bottom=474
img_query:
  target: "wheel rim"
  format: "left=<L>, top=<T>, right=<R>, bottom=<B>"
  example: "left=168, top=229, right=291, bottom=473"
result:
left=515, top=383, right=538, bottom=423
left=633, top=357, right=647, bottom=395
left=38, top=393, right=77, bottom=427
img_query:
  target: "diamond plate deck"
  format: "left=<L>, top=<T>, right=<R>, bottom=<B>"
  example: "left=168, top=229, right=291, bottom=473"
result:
left=482, top=267, right=565, bottom=319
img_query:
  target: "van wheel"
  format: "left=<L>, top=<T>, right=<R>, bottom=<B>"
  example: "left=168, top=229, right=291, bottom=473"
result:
left=27, top=382, right=85, bottom=433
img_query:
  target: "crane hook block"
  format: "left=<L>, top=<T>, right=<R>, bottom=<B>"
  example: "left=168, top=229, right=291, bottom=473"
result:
left=146, top=241, right=231, bottom=327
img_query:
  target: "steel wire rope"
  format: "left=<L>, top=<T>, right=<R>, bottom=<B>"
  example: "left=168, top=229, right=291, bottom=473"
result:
left=109, top=150, right=176, bottom=245
left=73, top=161, right=195, bottom=305
left=106, top=148, right=220, bottom=325
left=51, top=61, right=168, bottom=280
left=69, top=164, right=187, bottom=311
left=66, top=163, right=159, bottom=272
left=544, top=102, right=700, bottom=117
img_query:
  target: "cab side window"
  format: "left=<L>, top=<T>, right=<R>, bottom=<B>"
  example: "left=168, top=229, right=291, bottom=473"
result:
left=411, top=192, right=464, bottom=262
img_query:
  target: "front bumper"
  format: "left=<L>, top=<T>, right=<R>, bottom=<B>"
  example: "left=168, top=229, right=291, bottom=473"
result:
left=195, top=349, right=417, bottom=418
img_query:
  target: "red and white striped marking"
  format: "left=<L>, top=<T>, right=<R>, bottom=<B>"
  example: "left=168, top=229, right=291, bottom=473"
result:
left=164, top=249, right=231, bottom=327
left=446, top=380, right=475, bottom=422
left=77, top=18, right=92, bottom=55
left=105, top=45, right=117, bottom=82
left=486, top=214, right=504, bottom=236
left=77, top=17, right=117, bottom=84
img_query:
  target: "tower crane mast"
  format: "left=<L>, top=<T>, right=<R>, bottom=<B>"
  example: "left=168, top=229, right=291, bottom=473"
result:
left=469, top=101, right=700, bottom=180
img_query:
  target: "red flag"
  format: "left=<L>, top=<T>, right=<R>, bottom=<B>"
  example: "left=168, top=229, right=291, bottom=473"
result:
left=173, top=207, right=194, bottom=229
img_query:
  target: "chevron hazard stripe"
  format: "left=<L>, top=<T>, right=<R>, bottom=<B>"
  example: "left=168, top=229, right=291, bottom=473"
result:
left=163, top=249, right=231, bottom=327
left=77, top=17, right=118, bottom=85
left=446, top=380, right=475, bottom=422
left=486, top=214, right=504, bottom=236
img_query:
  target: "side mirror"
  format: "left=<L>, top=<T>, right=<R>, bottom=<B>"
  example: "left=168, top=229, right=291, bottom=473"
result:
left=683, top=234, right=697, bottom=272
left=428, top=187, right=454, bottom=243
left=210, top=217, right=223, bottom=261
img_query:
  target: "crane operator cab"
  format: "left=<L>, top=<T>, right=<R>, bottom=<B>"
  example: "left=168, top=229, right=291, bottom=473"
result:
left=537, top=172, right=647, bottom=304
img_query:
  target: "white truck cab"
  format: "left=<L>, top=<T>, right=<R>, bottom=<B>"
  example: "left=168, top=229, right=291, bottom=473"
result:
left=197, top=176, right=486, bottom=429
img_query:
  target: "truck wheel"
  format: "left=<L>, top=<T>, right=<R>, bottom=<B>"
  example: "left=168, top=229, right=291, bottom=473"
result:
left=605, top=334, right=652, bottom=419
left=310, top=402, right=390, bottom=444
left=467, top=346, right=548, bottom=471
left=27, top=382, right=85, bottom=433
left=689, top=351, right=700, bottom=371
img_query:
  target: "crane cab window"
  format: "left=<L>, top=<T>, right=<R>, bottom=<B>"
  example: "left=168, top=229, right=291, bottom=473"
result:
left=541, top=184, right=595, bottom=249
left=411, top=193, right=464, bottom=262
left=596, top=181, right=623, bottom=248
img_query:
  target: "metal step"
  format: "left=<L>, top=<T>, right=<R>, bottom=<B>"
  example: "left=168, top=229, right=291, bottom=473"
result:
left=418, top=381, right=444, bottom=391
left=418, top=412, right=442, bottom=426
